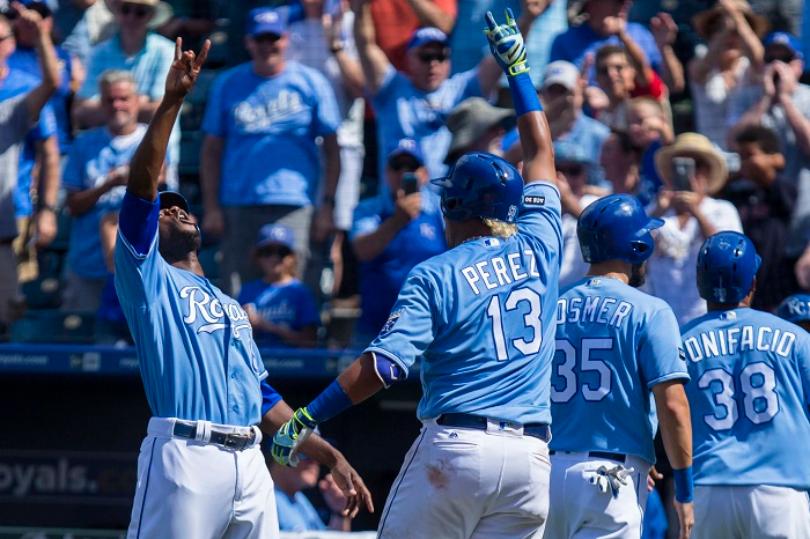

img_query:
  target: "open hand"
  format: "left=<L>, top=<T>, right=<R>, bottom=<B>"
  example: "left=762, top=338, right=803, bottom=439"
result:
left=327, top=457, right=375, bottom=517
left=651, top=12, right=678, bottom=47
left=10, top=2, right=45, bottom=37
left=165, top=37, right=211, bottom=98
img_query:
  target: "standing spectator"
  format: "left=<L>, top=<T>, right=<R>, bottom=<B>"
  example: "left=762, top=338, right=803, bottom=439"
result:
left=445, top=97, right=514, bottom=165
left=451, top=0, right=568, bottom=86
left=352, top=0, right=512, bottom=182
left=350, top=139, right=445, bottom=342
left=728, top=32, right=810, bottom=255
left=650, top=12, right=684, bottom=94
left=200, top=7, right=341, bottom=295
left=63, top=70, right=167, bottom=311
left=550, top=0, right=662, bottom=73
left=647, top=133, right=743, bottom=325
left=0, top=2, right=60, bottom=325
left=601, top=128, right=642, bottom=196
left=722, top=125, right=798, bottom=310
left=369, top=0, right=456, bottom=70
left=60, top=0, right=115, bottom=65
left=626, top=96, right=672, bottom=205
left=269, top=452, right=352, bottom=532
left=239, top=224, right=320, bottom=349
left=72, top=0, right=173, bottom=130
left=689, top=0, right=767, bottom=150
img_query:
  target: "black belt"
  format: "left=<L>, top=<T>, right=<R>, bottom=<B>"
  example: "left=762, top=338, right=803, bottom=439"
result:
left=550, top=450, right=626, bottom=463
left=437, top=413, right=551, bottom=442
left=173, top=421, right=257, bottom=450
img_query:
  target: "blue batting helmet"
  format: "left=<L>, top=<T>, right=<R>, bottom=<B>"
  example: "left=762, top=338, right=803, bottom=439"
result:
left=432, top=152, right=523, bottom=223
left=697, top=231, right=762, bottom=304
left=577, top=194, right=663, bottom=264
left=776, top=293, right=810, bottom=325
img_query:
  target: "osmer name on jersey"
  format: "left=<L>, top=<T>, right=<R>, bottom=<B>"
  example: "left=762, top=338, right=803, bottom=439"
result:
left=684, top=326, right=797, bottom=362
left=181, top=286, right=252, bottom=336
left=461, top=250, right=540, bottom=295
left=555, top=295, right=633, bottom=328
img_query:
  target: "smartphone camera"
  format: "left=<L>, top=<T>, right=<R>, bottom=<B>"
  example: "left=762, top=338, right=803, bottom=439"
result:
left=671, top=156, right=695, bottom=192
left=401, top=172, right=419, bottom=195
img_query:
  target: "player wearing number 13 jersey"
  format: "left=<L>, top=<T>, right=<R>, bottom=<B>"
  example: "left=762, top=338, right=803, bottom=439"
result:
left=547, top=194, right=694, bottom=539
left=681, top=231, right=810, bottom=539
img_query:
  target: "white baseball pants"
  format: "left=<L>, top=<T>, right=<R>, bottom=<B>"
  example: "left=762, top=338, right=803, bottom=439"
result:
left=544, top=451, right=650, bottom=539
left=127, top=418, right=279, bottom=539
left=377, top=418, right=551, bottom=539
left=693, top=484, right=810, bottom=539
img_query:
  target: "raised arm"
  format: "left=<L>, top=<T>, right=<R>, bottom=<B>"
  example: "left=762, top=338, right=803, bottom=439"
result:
left=485, top=9, right=555, bottom=184
left=13, top=2, right=60, bottom=123
left=406, top=0, right=456, bottom=34
left=127, top=38, right=210, bottom=201
left=351, top=0, right=392, bottom=94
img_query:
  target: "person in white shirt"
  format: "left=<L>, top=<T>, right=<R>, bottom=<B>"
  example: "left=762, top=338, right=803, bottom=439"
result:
left=646, top=132, right=742, bottom=324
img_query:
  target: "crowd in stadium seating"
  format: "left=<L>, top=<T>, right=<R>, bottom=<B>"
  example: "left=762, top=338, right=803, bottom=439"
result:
left=1, top=0, right=809, bottom=357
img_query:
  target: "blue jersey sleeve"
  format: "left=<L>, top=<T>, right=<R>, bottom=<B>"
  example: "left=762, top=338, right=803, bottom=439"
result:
left=365, top=265, right=438, bottom=376
left=518, top=182, right=563, bottom=249
left=640, top=307, right=689, bottom=387
left=349, top=198, right=382, bottom=240
left=201, top=71, right=229, bottom=137
left=113, top=192, right=165, bottom=308
left=260, top=379, right=283, bottom=417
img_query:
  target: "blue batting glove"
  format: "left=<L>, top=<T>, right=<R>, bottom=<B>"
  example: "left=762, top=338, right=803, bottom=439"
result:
left=271, top=407, right=318, bottom=467
left=484, top=9, right=529, bottom=77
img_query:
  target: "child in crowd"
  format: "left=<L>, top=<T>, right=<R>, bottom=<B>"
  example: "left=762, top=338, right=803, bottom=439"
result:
left=239, top=224, right=319, bottom=348
left=626, top=97, right=673, bottom=205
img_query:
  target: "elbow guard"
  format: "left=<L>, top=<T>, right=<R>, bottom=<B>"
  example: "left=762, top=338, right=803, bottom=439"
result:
left=372, top=352, right=406, bottom=388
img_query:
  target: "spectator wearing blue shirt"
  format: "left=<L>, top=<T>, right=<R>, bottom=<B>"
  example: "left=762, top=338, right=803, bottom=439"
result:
left=352, top=0, right=529, bottom=182
left=238, top=224, right=319, bottom=348
left=269, top=452, right=352, bottom=532
left=350, top=139, right=446, bottom=342
left=200, top=7, right=342, bottom=296
left=549, top=0, right=662, bottom=76
left=63, top=69, right=167, bottom=311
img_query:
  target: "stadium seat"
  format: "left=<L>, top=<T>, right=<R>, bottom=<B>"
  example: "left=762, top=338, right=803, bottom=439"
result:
left=21, top=276, right=62, bottom=310
left=10, top=310, right=95, bottom=344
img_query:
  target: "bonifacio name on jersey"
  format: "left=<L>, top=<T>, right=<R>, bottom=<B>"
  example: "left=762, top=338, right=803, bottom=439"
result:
left=684, top=326, right=797, bottom=362
left=180, top=285, right=252, bottom=337
left=461, top=249, right=540, bottom=295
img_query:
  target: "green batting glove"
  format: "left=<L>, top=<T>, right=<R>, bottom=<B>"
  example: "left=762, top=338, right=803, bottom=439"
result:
left=484, top=8, right=529, bottom=77
left=271, top=407, right=318, bottom=467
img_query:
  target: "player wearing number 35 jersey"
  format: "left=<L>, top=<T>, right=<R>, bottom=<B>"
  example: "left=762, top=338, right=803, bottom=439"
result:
left=547, top=194, right=694, bottom=539
left=271, top=9, right=561, bottom=539
left=681, top=231, right=810, bottom=539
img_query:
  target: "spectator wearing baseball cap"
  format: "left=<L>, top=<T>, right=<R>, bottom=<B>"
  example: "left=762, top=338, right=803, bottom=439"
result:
left=350, top=139, right=445, bottom=342
left=444, top=97, right=514, bottom=165
left=728, top=30, right=810, bottom=263
left=503, top=60, right=609, bottom=172
left=201, top=6, right=342, bottom=296
left=776, top=293, right=810, bottom=332
left=238, top=223, right=319, bottom=349
left=352, top=1, right=538, bottom=184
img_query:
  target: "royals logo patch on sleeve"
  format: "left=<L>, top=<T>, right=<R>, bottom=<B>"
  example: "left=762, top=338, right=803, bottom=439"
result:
left=523, top=195, right=545, bottom=206
left=380, top=310, right=402, bottom=336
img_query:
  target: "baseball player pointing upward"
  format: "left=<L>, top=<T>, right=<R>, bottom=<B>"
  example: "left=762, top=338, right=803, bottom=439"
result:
left=117, top=39, right=371, bottom=538
left=272, top=9, right=561, bottom=538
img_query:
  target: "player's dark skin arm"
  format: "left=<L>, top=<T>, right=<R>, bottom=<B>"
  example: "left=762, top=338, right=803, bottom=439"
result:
left=516, top=108, right=556, bottom=186
left=262, top=400, right=374, bottom=517
left=127, top=38, right=210, bottom=201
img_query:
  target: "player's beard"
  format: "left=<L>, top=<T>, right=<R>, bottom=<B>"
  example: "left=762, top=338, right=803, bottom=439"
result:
left=629, top=263, right=646, bottom=288
left=159, top=225, right=202, bottom=264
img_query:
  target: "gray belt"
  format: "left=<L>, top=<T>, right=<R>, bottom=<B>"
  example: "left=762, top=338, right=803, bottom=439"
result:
left=172, top=420, right=258, bottom=450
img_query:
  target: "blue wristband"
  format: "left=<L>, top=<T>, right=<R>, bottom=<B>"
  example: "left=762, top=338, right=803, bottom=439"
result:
left=507, top=72, right=542, bottom=117
left=672, top=466, right=694, bottom=503
left=307, top=379, right=353, bottom=424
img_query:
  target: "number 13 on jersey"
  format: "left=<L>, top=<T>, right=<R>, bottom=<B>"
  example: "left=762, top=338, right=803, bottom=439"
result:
left=486, top=287, right=543, bottom=361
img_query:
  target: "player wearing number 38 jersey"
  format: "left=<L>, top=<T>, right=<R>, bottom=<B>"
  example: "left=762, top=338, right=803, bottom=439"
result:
left=547, top=194, right=694, bottom=539
left=681, top=231, right=810, bottom=539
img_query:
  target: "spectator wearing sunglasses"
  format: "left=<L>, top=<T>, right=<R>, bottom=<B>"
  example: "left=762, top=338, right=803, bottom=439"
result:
left=351, top=0, right=530, bottom=183
left=350, top=139, right=445, bottom=343
left=239, top=224, right=320, bottom=349
left=728, top=32, right=810, bottom=259
left=201, top=7, right=341, bottom=296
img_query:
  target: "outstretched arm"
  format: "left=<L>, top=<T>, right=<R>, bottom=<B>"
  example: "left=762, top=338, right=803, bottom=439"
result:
left=485, top=9, right=555, bottom=184
left=13, top=2, right=61, bottom=123
left=351, top=0, right=392, bottom=94
left=127, top=38, right=210, bottom=201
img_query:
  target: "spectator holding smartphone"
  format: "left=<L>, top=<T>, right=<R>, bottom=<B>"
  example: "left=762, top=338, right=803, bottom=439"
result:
left=349, top=139, right=445, bottom=342
left=646, top=133, right=743, bottom=324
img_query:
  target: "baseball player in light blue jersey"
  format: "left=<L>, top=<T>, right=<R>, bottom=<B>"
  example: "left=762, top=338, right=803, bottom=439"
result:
left=682, top=231, right=810, bottom=539
left=115, top=39, right=371, bottom=539
left=546, top=194, right=695, bottom=539
left=777, top=293, right=810, bottom=332
left=272, top=10, right=561, bottom=538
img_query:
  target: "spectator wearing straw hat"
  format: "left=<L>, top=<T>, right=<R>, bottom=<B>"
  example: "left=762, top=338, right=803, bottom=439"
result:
left=444, top=97, right=514, bottom=165
left=646, top=132, right=743, bottom=324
